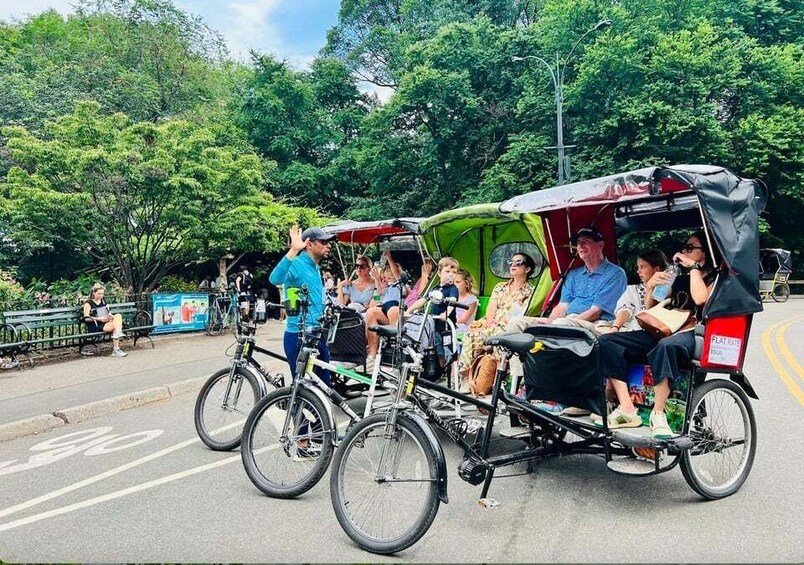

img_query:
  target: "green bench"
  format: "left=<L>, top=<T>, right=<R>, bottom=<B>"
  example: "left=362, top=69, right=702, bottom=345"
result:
left=0, top=302, right=155, bottom=366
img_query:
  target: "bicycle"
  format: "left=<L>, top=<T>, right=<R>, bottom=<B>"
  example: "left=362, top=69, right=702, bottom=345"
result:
left=239, top=286, right=377, bottom=498
left=205, top=290, right=241, bottom=336
left=194, top=321, right=288, bottom=451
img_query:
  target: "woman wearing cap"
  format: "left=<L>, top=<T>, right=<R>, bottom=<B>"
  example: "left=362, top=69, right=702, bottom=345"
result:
left=269, top=225, right=336, bottom=382
left=83, top=283, right=127, bottom=357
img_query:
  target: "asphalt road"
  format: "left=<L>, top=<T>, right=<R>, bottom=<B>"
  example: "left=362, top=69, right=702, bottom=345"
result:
left=0, top=302, right=802, bottom=562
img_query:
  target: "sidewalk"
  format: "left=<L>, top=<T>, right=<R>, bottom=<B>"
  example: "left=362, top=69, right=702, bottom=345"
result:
left=0, top=320, right=289, bottom=442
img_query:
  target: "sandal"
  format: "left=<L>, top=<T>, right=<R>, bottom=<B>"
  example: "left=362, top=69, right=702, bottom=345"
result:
left=1, top=359, right=19, bottom=370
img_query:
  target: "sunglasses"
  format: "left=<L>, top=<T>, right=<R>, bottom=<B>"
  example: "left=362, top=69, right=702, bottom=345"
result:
left=507, top=259, right=526, bottom=267
left=356, top=264, right=369, bottom=269
left=314, top=240, right=333, bottom=246
left=682, top=244, right=703, bottom=252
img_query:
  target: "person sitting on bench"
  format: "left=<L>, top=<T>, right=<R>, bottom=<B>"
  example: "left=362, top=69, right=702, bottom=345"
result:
left=83, top=283, right=127, bottom=357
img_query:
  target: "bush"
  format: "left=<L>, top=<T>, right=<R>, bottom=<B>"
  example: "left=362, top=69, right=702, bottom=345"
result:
left=157, top=275, right=199, bottom=293
left=0, top=271, right=35, bottom=311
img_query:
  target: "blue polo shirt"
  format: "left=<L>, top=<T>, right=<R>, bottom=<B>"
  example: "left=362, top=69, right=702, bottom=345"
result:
left=560, top=258, right=626, bottom=321
left=269, top=252, right=326, bottom=333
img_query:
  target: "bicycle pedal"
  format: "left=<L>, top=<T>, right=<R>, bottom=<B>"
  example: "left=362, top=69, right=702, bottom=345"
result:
left=478, top=498, right=499, bottom=509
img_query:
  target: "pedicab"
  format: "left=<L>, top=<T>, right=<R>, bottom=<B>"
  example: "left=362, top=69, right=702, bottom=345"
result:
left=329, top=164, right=767, bottom=555
left=759, top=248, right=792, bottom=302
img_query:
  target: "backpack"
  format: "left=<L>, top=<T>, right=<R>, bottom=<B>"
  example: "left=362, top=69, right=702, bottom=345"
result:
left=228, top=271, right=241, bottom=287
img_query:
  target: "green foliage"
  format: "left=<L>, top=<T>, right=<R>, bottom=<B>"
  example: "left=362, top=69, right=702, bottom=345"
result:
left=157, top=275, right=199, bottom=293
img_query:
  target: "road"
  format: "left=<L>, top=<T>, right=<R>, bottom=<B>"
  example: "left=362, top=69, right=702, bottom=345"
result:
left=0, top=302, right=802, bottom=562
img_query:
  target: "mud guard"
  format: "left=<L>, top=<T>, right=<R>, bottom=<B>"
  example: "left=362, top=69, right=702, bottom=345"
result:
left=730, top=372, right=759, bottom=400
left=399, top=410, right=449, bottom=504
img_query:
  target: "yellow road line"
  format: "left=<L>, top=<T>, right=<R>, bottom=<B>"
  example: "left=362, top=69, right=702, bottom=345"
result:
left=762, top=319, right=804, bottom=407
left=777, top=321, right=804, bottom=382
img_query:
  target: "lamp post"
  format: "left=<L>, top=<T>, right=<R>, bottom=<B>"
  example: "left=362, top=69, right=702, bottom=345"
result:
left=513, top=19, right=611, bottom=185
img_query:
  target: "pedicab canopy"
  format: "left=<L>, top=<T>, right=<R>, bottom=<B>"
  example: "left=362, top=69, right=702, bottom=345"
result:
left=500, top=165, right=768, bottom=319
left=760, top=248, right=793, bottom=276
left=418, top=203, right=553, bottom=316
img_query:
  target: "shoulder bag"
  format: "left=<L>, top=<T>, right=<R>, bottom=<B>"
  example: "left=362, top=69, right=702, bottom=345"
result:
left=635, top=298, right=695, bottom=341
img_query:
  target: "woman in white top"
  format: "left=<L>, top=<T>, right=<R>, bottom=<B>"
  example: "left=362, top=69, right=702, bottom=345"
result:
left=454, top=269, right=478, bottom=333
left=599, top=249, right=669, bottom=333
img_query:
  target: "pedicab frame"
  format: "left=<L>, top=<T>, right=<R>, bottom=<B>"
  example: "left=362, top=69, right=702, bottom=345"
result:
left=328, top=164, right=768, bottom=556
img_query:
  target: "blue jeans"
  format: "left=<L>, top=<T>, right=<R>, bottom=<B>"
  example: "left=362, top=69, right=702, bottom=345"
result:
left=283, top=331, right=331, bottom=385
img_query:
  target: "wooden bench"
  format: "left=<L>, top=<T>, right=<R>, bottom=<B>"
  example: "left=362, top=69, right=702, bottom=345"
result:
left=0, top=302, right=155, bottom=366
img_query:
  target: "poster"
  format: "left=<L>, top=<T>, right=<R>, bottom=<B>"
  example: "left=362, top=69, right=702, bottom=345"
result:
left=152, top=293, right=209, bottom=334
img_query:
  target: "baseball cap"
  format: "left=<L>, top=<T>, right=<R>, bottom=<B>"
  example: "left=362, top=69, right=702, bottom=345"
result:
left=301, top=227, right=336, bottom=242
left=571, top=226, right=604, bottom=244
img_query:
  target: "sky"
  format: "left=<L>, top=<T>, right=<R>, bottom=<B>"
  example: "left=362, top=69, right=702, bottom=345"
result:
left=0, top=0, right=341, bottom=68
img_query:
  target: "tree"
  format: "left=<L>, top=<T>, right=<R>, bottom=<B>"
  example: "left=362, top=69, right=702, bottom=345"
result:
left=1, top=102, right=322, bottom=295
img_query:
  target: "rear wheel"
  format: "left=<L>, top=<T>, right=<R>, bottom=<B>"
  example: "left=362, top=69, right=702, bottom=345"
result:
left=772, top=283, right=790, bottom=302
left=194, top=367, right=261, bottom=450
left=241, top=386, right=334, bottom=498
left=330, top=413, right=440, bottom=554
left=681, top=379, right=756, bottom=499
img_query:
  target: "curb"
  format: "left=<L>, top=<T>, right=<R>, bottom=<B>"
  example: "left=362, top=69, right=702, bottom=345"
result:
left=0, top=376, right=208, bottom=444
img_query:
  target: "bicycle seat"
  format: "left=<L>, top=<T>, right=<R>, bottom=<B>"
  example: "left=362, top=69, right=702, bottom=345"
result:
left=369, top=324, right=399, bottom=338
left=484, top=332, right=536, bottom=353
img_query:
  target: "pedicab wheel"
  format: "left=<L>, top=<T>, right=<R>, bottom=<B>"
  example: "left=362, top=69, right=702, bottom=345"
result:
left=680, top=379, right=756, bottom=500
left=241, top=386, right=334, bottom=498
left=330, top=413, right=440, bottom=555
left=194, top=367, right=261, bottom=451
left=772, top=283, right=790, bottom=303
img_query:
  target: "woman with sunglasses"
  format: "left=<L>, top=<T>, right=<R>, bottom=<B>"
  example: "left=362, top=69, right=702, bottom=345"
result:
left=597, top=232, right=716, bottom=438
left=336, top=255, right=376, bottom=312
left=458, top=253, right=535, bottom=388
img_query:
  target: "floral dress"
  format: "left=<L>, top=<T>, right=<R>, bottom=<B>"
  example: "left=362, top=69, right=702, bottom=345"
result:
left=459, top=280, right=535, bottom=370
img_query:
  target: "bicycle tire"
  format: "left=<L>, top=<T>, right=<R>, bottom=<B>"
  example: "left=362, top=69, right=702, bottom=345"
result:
left=772, top=283, right=790, bottom=302
left=194, top=366, right=261, bottom=450
left=241, top=386, right=334, bottom=498
left=330, top=413, right=440, bottom=555
left=680, top=379, right=757, bottom=500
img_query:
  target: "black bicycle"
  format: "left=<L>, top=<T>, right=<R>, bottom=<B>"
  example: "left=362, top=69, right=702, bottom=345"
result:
left=194, top=320, right=286, bottom=451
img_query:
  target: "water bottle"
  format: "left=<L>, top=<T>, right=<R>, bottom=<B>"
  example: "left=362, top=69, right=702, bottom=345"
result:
left=652, top=263, right=680, bottom=301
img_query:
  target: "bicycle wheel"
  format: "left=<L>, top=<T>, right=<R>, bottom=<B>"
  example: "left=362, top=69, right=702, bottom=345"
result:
left=772, top=283, right=790, bottom=302
left=680, top=379, right=757, bottom=499
left=330, top=412, right=440, bottom=554
left=194, top=367, right=261, bottom=451
left=205, top=306, right=224, bottom=336
left=241, top=386, right=334, bottom=498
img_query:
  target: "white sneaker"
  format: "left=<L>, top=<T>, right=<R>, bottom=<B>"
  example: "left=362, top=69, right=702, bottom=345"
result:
left=650, top=410, right=675, bottom=439
left=364, top=356, right=376, bottom=372
left=111, top=330, right=125, bottom=339
left=112, top=348, right=128, bottom=357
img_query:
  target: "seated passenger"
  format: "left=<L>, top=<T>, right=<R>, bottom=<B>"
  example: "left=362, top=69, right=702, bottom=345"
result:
left=337, top=255, right=376, bottom=312
left=454, top=269, right=478, bottom=334
left=83, top=283, right=127, bottom=358
left=458, top=252, right=536, bottom=386
left=364, top=265, right=403, bottom=371
left=507, top=227, right=626, bottom=413
left=597, top=233, right=715, bottom=438
left=408, top=256, right=460, bottom=368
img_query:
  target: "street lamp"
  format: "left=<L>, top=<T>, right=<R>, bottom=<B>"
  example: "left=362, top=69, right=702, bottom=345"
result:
left=513, top=19, right=611, bottom=185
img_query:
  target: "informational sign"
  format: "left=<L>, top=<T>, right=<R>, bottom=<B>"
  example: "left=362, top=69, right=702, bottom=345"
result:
left=707, top=335, right=742, bottom=367
left=152, top=293, right=209, bottom=334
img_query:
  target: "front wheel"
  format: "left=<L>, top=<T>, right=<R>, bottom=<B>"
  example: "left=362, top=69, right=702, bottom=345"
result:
left=241, top=386, right=334, bottom=498
left=772, top=283, right=790, bottom=302
left=681, top=379, right=757, bottom=499
left=330, top=412, right=441, bottom=555
left=194, top=367, right=261, bottom=451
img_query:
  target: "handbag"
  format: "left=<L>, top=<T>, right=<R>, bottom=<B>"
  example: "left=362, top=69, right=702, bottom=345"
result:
left=469, top=353, right=498, bottom=396
left=636, top=299, right=695, bottom=340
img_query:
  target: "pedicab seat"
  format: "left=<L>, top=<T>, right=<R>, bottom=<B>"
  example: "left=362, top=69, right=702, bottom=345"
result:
left=521, top=325, right=605, bottom=416
left=484, top=332, right=536, bottom=353
left=369, top=324, right=399, bottom=338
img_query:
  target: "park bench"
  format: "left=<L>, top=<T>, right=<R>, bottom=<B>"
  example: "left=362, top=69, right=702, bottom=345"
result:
left=0, top=302, right=155, bottom=367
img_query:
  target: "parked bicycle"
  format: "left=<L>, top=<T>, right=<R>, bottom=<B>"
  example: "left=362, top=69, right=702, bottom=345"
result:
left=239, top=286, right=376, bottom=498
left=194, top=320, right=287, bottom=451
left=205, top=290, right=241, bottom=336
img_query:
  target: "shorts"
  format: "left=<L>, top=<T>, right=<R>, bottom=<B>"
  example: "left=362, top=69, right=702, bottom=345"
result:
left=239, top=293, right=255, bottom=309
left=381, top=300, right=399, bottom=316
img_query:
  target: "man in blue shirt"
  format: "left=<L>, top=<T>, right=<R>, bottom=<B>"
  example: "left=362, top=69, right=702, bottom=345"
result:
left=507, top=226, right=626, bottom=414
left=269, top=225, right=336, bottom=383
